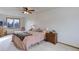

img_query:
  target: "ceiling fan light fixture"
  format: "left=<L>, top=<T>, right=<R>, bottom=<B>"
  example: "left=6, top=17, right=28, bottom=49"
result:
left=23, top=11, right=29, bottom=14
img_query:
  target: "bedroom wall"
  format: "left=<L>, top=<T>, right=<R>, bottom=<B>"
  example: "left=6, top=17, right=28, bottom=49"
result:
left=26, top=7, right=79, bottom=48
left=25, top=15, right=36, bottom=31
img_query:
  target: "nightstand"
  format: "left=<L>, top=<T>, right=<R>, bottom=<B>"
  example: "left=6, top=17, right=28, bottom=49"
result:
left=45, top=32, right=57, bottom=44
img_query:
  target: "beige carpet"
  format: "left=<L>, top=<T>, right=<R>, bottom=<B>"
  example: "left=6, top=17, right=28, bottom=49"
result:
left=0, top=35, right=79, bottom=51
left=28, top=41, right=79, bottom=51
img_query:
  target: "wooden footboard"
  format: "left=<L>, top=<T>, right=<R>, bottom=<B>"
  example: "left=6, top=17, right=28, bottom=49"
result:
left=12, top=35, right=26, bottom=50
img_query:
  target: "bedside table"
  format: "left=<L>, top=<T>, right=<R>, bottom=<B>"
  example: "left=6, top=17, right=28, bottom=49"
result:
left=45, top=32, right=57, bottom=44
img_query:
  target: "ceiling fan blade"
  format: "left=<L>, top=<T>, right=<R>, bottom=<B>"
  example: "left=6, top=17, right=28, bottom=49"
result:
left=28, top=11, right=32, bottom=14
left=23, top=7, right=28, bottom=11
left=22, top=11, right=24, bottom=13
left=29, top=10, right=35, bottom=11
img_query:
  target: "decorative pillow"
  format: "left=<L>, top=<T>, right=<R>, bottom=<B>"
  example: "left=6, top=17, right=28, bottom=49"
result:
left=35, top=28, right=43, bottom=32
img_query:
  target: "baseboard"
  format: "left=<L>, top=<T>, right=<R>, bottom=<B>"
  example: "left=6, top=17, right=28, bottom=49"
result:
left=58, top=42, right=79, bottom=49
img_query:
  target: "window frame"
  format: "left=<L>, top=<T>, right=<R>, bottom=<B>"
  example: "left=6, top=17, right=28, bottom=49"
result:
left=6, top=17, right=20, bottom=29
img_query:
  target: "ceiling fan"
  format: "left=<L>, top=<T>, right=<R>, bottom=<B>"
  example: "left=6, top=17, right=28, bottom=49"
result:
left=22, top=7, right=35, bottom=14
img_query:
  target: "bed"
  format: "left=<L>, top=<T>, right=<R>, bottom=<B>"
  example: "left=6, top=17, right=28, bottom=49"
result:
left=12, top=31, right=46, bottom=50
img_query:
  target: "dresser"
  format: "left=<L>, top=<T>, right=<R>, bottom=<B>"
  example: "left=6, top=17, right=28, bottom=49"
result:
left=45, top=32, right=57, bottom=44
left=0, top=27, right=7, bottom=37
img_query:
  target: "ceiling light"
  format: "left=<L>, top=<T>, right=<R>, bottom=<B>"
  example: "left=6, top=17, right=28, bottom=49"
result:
left=23, top=11, right=29, bottom=14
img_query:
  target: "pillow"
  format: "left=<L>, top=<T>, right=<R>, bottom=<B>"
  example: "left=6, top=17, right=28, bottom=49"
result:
left=35, top=28, right=43, bottom=32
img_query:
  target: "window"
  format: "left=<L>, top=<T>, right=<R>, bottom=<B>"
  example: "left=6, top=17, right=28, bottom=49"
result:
left=0, top=21, right=3, bottom=26
left=6, top=18, right=20, bottom=28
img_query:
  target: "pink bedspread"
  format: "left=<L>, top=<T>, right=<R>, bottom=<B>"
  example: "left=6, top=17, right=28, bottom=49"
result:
left=12, top=31, right=46, bottom=50
left=23, top=31, right=45, bottom=50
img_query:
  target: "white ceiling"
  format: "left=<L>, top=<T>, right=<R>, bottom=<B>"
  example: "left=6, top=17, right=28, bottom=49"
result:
left=32, top=7, right=53, bottom=13
left=0, top=7, right=54, bottom=17
left=0, top=7, right=24, bottom=17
